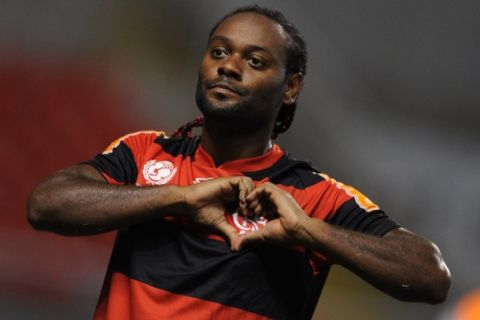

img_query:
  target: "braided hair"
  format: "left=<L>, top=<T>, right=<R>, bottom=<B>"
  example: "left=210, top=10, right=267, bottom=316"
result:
left=171, top=116, right=204, bottom=138
left=172, top=5, right=307, bottom=139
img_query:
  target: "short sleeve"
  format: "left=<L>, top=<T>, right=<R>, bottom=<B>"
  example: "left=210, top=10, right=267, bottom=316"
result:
left=305, top=173, right=400, bottom=236
left=326, top=198, right=399, bottom=236
left=84, top=130, right=165, bottom=185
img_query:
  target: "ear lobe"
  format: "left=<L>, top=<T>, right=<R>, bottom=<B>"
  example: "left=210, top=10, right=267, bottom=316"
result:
left=283, top=73, right=303, bottom=105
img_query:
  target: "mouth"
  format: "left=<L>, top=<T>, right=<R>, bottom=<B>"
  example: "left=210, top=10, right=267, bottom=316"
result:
left=206, top=81, right=244, bottom=96
left=212, top=84, right=236, bottom=93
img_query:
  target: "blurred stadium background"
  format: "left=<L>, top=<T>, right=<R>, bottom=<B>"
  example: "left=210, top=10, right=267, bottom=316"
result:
left=1, top=1, right=479, bottom=319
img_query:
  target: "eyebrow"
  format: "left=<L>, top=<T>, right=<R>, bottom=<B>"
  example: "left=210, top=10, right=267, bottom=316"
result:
left=209, top=35, right=273, bottom=55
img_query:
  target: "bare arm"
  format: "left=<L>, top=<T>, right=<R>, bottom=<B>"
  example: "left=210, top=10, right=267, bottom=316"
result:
left=28, top=164, right=254, bottom=245
left=301, top=223, right=450, bottom=303
left=235, top=182, right=451, bottom=304
left=27, top=164, right=185, bottom=235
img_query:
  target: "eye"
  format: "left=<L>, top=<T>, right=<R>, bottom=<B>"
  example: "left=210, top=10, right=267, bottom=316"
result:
left=211, top=48, right=227, bottom=59
left=247, top=57, right=265, bottom=69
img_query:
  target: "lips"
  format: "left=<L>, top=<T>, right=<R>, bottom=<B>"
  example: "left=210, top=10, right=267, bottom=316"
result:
left=211, top=83, right=238, bottom=94
left=205, top=79, right=245, bottom=96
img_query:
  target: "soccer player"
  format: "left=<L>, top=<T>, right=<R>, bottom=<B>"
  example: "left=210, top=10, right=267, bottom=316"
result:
left=27, top=5, right=450, bottom=319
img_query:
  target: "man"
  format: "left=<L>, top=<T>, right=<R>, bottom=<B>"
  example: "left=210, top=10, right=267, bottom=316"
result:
left=27, top=5, right=450, bottom=320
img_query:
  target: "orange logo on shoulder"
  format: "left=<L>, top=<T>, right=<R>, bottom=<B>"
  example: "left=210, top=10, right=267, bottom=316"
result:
left=102, top=130, right=166, bottom=154
left=319, top=173, right=379, bottom=212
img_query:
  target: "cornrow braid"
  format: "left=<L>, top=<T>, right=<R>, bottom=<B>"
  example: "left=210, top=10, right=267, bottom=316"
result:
left=171, top=116, right=204, bottom=138
left=272, top=103, right=297, bottom=139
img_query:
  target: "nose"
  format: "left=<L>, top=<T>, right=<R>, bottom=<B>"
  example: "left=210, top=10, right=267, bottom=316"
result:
left=217, top=55, right=242, bottom=81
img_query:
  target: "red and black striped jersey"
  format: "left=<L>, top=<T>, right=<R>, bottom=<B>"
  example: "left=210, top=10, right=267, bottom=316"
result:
left=86, top=131, right=399, bottom=320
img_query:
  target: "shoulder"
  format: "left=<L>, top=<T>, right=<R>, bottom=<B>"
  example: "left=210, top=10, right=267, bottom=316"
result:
left=246, top=151, right=326, bottom=190
left=261, top=151, right=379, bottom=210
left=101, top=131, right=200, bottom=157
left=102, top=130, right=167, bottom=154
left=314, top=172, right=380, bottom=212
left=152, top=135, right=200, bottom=158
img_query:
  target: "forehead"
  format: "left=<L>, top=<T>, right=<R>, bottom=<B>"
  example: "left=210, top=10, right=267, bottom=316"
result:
left=211, top=12, right=288, bottom=58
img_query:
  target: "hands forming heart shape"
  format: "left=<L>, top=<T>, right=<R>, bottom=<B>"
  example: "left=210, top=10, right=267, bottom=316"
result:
left=182, top=176, right=310, bottom=251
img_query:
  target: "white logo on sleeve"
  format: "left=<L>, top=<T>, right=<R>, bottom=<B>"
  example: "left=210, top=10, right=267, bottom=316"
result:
left=143, top=160, right=177, bottom=185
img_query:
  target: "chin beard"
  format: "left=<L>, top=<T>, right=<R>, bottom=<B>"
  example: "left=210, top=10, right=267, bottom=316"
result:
left=195, top=76, right=274, bottom=133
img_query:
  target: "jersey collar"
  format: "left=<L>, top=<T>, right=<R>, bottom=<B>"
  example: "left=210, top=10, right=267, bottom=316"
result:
left=194, top=142, right=285, bottom=172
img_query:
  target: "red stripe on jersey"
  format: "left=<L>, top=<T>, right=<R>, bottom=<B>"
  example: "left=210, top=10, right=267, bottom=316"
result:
left=94, top=271, right=269, bottom=320
left=194, top=142, right=284, bottom=171
left=101, top=173, right=123, bottom=185
left=272, top=181, right=349, bottom=221
left=302, top=180, right=351, bottom=220
left=103, top=131, right=165, bottom=164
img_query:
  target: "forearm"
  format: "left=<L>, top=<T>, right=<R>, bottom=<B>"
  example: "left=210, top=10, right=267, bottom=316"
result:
left=299, top=218, right=450, bottom=303
left=27, top=167, right=184, bottom=235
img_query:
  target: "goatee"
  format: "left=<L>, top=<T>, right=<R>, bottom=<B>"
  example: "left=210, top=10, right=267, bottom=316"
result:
left=195, top=74, right=273, bottom=133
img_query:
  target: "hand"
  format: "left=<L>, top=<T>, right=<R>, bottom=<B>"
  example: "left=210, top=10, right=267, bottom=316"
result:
left=181, top=176, right=256, bottom=249
left=232, top=182, right=310, bottom=251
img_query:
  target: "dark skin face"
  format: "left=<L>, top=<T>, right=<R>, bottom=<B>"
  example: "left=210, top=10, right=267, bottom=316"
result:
left=195, top=12, right=302, bottom=164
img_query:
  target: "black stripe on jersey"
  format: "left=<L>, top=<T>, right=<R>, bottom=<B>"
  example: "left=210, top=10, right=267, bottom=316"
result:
left=85, top=141, right=137, bottom=184
left=154, top=136, right=200, bottom=158
left=110, top=220, right=326, bottom=320
left=244, top=154, right=324, bottom=189
left=326, top=198, right=400, bottom=236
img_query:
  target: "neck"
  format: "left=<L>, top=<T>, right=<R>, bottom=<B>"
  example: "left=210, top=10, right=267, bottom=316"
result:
left=200, top=119, right=274, bottom=166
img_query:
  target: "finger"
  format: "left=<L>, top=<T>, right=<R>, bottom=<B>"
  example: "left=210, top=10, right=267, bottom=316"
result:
left=216, top=221, right=240, bottom=251
left=246, top=187, right=260, bottom=202
left=246, top=195, right=260, bottom=208
left=251, top=183, right=286, bottom=210
left=239, top=177, right=256, bottom=216
left=242, top=176, right=256, bottom=194
left=253, top=203, right=263, bottom=216
left=246, top=184, right=273, bottom=202
left=246, top=197, right=261, bottom=217
left=238, top=178, right=248, bottom=215
left=247, top=185, right=273, bottom=215
left=234, top=230, right=266, bottom=251
left=238, top=178, right=247, bottom=203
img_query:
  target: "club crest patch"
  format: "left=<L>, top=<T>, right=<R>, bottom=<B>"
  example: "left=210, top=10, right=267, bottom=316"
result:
left=143, top=160, right=177, bottom=185
left=231, top=210, right=268, bottom=235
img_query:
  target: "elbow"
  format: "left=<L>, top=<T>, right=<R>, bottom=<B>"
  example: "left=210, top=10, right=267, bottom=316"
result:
left=427, top=265, right=451, bottom=304
left=393, top=240, right=451, bottom=304
left=422, top=242, right=451, bottom=304
left=27, top=189, right=51, bottom=231
left=434, top=274, right=451, bottom=304
left=423, top=269, right=451, bottom=304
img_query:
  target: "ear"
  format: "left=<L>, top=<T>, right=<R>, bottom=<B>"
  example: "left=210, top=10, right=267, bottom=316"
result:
left=282, top=73, right=303, bottom=105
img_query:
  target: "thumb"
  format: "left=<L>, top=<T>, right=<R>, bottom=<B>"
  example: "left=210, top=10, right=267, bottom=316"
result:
left=215, top=221, right=241, bottom=251
left=233, top=230, right=266, bottom=251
